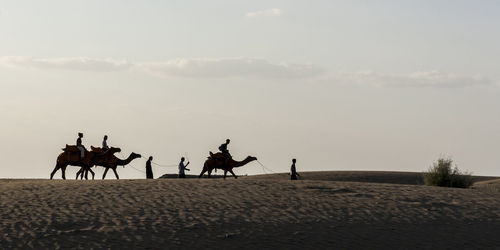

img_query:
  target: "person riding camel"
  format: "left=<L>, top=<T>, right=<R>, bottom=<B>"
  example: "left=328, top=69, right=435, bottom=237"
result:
left=102, top=135, right=109, bottom=150
left=219, top=139, right=232, bottom=159
left=76, top=132, right=85, bottom=159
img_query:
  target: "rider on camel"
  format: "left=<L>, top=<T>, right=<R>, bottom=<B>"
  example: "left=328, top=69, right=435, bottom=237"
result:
left=219, top=139, right=232, bottom=159
left=102, top=135, right=109, bottom=150
left=76, top=132, right=85, bottom=159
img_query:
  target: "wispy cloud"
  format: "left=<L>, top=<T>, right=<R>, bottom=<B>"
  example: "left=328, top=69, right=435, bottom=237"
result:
left=137, top=58, right=323, bottom=79
left=0, top=56, right=324, bottom=80
left=331, top=70, right=492, bottom=88
left=246, top=8, right=282, bottom=18
left=0, top=56, right=132, bottom=72
left=0, top=56, right=493, bottom=87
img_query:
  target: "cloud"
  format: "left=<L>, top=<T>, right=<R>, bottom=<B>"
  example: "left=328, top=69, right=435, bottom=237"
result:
left=0, top=56, right=492, bottom=87
left=0, top=56, right=132, bottom=72
left=246, top=8, right=282, bottom=18
left=136, top=58, right=324, bottom=79
left=0, top=56, right=323, bottom=80
left=331, top=70, right=492, bottom=88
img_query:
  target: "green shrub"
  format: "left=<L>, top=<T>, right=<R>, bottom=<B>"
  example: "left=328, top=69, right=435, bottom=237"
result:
left=423, top=158, right=473, bottom=188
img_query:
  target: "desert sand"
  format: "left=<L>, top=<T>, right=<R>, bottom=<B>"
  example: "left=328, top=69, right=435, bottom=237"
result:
left=1, top=171, right=499, bottom=249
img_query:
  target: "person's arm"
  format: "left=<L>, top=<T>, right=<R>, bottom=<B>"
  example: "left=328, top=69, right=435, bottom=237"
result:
left=185, top=162, right=190, bottom=171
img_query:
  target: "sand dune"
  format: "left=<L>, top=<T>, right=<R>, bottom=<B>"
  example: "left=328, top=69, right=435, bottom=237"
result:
left=1, top=172, right=499, bottom=249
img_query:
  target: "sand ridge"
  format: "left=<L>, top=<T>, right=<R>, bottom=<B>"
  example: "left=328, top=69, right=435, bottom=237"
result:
left=0, top=172, right=499, bottom=249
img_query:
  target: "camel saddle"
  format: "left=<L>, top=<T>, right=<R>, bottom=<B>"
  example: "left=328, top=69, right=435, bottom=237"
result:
left=91, top=146, right=105, bottom=153
left=208, top=151, right=230, bottom=161
left=62, top=145, right=81, bottom=152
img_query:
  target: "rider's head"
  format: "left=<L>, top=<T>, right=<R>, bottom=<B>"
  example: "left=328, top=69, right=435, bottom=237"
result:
left=149, top=156, right=153, bottom=161
left=181, top=157, right=185, bottom=161
left=104, top=135, right=108, bottom=140
left=78, top=132, right=83, bottom=138
left=292, top=158, right=296, bottom=163
left=226, top=139, right=230, bottom=144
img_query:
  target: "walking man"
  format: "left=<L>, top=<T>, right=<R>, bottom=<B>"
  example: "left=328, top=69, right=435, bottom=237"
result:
left=290, top=158, right=299, bottom=180
left=178, top=157, right=190, bottom=178
left=146, top=156, right=154, bottom=179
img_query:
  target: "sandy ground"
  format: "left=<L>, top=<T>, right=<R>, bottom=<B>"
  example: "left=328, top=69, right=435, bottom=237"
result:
left=1, top=171, right=499, bottom=249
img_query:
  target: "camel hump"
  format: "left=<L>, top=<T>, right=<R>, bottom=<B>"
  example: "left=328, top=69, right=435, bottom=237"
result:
left=91, top=146, right=104, bottom=153
left=62, top=145, right=79, bottom=152
left=209, top=152, right=226, bottom=160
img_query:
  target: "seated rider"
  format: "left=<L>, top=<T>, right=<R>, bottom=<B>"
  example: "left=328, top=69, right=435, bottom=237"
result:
left=76, top=132, right=85, bottom=159
left=102, top=135, right=109, bottom=150
left=218, top=139, right=232, bottom=159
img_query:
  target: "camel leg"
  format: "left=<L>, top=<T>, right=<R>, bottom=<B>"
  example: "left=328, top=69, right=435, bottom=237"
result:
left=103, top=168, right=109, bottom=179
left=198, top=169, right=207, bottom=178
left=76, top=168, right=83, bottom=180
left=50, top=164, right=61, bottom=180
left=112, top=168, right=119, bottom=180
left=229, top=169, right=238, bottom=179
left=88, top=168, right=95, bottom=180
left=223, top=170, right=228, bottom=179
left=208, top=169, right=213, bottom=178
left=61, top=166, right=67, bottom=180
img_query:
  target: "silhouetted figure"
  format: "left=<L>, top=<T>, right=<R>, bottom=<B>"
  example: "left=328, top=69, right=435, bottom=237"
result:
left=178, top=157, right=190, bottom=178
left=219, top=139, right=232, bottom=158
left=146, top=156, right=154, bottom=179
left=290, top=158, right=299, bottom=180
left=102, top=135, right=109, bottom=150
left=76, top=132, right=85, bottom=159
left=199, top=155, right=257, bottom=179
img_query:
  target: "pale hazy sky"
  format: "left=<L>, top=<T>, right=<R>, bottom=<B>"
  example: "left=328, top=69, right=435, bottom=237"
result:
left=1, top=0, right=499, bottom=178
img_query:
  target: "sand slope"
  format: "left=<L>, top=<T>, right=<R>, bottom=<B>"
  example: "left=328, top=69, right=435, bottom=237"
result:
left=1, top=172, right=499, bottom=249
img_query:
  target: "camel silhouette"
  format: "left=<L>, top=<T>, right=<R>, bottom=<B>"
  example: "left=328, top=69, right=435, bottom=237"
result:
left=76, top=150, right=142, bottom=179
left=199, top=152, right=257, bottom=179
left=50, top=146, right=121, bottom=180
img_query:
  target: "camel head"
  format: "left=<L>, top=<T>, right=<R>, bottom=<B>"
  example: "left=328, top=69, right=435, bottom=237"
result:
left=246, top=156, right=258, bottom=162
left=130, top=152, right=142, bottom=159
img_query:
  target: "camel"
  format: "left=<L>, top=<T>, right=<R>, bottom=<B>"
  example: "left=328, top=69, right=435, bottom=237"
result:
left=198, top=152, right=257, bottom=179
left=50, top=146, right=121, bottom=180
left=74, top=146, right=121, bottom=180
left=76, top=150, right=142, bottom=180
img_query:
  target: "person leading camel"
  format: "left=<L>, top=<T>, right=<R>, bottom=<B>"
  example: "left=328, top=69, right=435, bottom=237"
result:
left=102, top=135, right=109, bottom=150
left=76, top=132, right=85, bottom=160
left=178, top=157, right=190, bottom=178
left=290, top=158, right=300, bottom=180
left=146, top=156, right=153, bottom=179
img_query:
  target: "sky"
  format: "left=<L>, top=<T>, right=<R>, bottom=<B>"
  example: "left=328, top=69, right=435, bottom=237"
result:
left=1, top=0, right=499, bottom=178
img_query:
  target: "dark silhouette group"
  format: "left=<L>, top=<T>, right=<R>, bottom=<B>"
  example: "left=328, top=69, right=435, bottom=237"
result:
left=50, top=133, right=141, bottom=180
left=51, top=134, right=299, bottom=181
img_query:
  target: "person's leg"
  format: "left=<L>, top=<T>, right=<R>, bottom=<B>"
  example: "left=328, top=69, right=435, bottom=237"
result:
left=78, top=146, right=84, bottom=159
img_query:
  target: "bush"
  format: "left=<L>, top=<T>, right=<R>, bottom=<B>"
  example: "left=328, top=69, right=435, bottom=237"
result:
left=423, top=158, right=473, bottom=188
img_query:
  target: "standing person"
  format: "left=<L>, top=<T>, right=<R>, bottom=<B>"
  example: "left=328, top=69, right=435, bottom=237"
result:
left=102, top=135, right=109, bottom=150
left=76, top=132, right=85, bottom=159
left=290, top=158, right=299, bottom=180
left=178, top=157, right=190, bottom=178
left=146, top=156, right=154, bottom=179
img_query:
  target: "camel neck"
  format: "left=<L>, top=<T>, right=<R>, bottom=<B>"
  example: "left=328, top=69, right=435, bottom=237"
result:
left=117, top=154, right=135, bottom=166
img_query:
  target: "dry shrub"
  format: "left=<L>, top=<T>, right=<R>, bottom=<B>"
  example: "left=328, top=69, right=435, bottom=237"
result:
left=423, top=158, right=473, bottom=188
